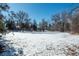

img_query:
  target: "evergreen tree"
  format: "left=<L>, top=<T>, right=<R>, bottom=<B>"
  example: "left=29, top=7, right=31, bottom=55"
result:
left=0, top=3, right=9, bottom=33
left=6, top=20, right=15, bottom=30
left=32, top=20, right=37, bottom=31
left=0, top=20, right=4, bottom=33
left=39, top=19, right=48, bottom=31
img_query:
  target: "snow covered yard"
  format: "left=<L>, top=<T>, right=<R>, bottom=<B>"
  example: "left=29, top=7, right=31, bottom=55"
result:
left=1, top=32, right=79, bottom=56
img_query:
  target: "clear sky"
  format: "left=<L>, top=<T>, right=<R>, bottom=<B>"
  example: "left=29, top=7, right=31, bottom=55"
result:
left=8, top=3, right=79, bottom=23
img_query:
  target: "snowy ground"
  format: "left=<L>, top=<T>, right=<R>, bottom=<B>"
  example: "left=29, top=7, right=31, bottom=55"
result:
left=1, top=32, right=79, bottom=56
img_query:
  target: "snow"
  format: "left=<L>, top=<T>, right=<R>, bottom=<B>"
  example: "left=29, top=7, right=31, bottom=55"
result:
left=1, top=32, right=79, bottom=56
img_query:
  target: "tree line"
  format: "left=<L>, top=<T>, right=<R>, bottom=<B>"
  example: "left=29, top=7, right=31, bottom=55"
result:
left=0, top=3, right=79, bottom=33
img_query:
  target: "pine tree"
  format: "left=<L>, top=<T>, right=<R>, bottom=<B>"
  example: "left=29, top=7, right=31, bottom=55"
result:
left=0, top=20, right=4, bottom=33
left=0, top=3, right=9, bottom=33
left=32, top=20, right=37, bottom=31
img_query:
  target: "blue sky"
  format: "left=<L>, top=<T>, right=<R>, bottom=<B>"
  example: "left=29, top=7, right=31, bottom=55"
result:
left=8, top=3, right=79, bottom=23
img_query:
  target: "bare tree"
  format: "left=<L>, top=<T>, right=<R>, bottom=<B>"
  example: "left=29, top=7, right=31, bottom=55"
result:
left=51, top=11, right=71, bottom=32
left=61, top=11, right=71, bottom=32
left=72, top=9, right=79, bottom=33
left=51, top=13, right=62, bottom=31
left=15, top=11, right=30, bottom=30
left=70, top=7, right=79, bottom=33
